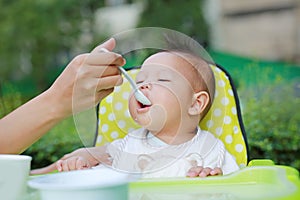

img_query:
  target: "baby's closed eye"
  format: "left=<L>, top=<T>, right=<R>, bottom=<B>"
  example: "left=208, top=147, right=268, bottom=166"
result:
left=158, top=79, right=171, bottom=82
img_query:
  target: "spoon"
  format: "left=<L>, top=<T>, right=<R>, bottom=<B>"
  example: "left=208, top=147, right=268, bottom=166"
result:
left=118, top=67, right=152, bottom=106
left=99, top=48, right=151, bottom=106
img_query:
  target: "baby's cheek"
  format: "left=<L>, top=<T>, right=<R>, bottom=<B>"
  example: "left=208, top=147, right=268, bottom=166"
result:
left=128, top=97, right=136, bottom=119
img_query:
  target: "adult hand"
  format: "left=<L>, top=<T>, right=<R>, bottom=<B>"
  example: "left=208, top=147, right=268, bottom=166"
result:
left=0, top=38, right=125, bottom=154
left=47, top=38, right=125, bottom=118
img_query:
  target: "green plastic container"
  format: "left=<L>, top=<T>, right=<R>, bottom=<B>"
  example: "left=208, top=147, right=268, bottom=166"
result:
left=130, top=160, right=300, bottom=200
left=27, top=160, right=300, bottom=200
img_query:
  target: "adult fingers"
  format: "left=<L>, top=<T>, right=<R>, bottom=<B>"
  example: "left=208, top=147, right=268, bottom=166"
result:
left=96, top=75, right=123, bottom=91
left=88, top=39, right=125, bottom=67
left=86, top=52, right=125, bottom=67
left=91, top=38, right=116, bottom=53
left=81, top=76, right=122, bottom=105
left=78, top=65, right=120, bottom=79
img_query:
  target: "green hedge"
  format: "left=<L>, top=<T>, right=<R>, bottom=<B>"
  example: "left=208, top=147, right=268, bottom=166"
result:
left=0, top=84, right=23, bottom=117
left=23, top=117, right=84, bottom=169
left=1, top=77, right=299, bottom=171
left=241, top=82, right=300, bottom=170
left=0, top=83, right=83, bottom=169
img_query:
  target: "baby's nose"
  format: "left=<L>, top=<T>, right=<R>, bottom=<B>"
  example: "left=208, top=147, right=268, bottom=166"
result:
left=140, top=83, right=152, bottom=90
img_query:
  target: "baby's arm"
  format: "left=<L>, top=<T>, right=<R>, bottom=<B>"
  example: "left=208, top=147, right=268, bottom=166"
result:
left=186, top=166, right=223, bottom=178
left=56, top=146, right=112, bottom=172
left=56, top=155, right=91, bottom=171
left=30, top=145, right=110, bottom=174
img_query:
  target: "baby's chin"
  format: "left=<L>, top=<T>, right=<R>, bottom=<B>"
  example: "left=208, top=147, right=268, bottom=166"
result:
left=135, top=104, right=167, bottom=132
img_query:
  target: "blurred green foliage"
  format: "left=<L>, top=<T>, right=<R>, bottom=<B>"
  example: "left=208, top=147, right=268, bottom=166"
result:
left=215, top=52, right=300, bottom=170
left=0, top=84, right=83, bottom=169
left=137, top=0, right=208, bottom=46
left=241, top=83, right=300, bottom=170
left=210, top=51, right=300, bottom=89
left=0, top=0, right=103, bottom=92
left=1, top=0, right=299, bottom=171
left=0, top=0, right=209, bottom=99
left=23, top=117, right=83, bottom=169
left=0, top=83, right=23, bottom=118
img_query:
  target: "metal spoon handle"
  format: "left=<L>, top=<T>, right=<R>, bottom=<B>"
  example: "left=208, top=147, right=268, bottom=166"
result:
left=118, top=67, right=138, bottom=90
left=118, top=67, right=151, bottom=106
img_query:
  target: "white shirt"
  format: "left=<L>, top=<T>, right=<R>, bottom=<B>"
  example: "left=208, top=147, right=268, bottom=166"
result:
left=107, top=127, right=239, bottom=178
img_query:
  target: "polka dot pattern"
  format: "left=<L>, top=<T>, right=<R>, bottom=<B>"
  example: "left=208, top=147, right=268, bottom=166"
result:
left=96, top=66, right=248, bottom=167
left=96, top=69, right=140, bottom=145
left=200, top=65, right=247, bottom=166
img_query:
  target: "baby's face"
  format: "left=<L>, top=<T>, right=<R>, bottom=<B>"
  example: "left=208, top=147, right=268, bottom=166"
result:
left=129, top=52, right=195, bottom=132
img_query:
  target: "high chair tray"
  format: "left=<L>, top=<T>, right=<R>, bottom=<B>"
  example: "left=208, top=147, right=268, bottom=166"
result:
left=130, top=165, right=300, bottom=200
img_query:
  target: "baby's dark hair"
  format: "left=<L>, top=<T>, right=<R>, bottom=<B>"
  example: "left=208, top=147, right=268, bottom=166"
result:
left=163, top=33, right=215, bottom=119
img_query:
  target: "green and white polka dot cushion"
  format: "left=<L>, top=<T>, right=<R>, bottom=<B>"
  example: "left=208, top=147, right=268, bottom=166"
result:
left=96, top=65, right=248, bottom=167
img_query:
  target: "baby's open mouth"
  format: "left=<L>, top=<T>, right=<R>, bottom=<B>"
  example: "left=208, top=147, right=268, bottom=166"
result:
left=139, top=101, right=152, bottom=109
left=136, top=100, right=152, bottom=114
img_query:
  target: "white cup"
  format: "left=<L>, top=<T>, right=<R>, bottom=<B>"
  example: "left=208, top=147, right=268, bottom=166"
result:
left=0, top=154, right=32, bottom=200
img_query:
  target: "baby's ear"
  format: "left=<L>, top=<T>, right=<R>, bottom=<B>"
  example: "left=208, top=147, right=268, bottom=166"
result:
left=188, top=91, right=210, bottom=116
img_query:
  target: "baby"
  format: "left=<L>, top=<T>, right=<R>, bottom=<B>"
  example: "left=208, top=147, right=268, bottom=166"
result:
left=102, top=50, right=239, bottom=178
left=32, top=46, right=239, bottom=178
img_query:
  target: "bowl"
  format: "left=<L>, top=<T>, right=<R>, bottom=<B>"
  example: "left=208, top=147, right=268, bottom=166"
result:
left=28, top=167, right=135, bottom=200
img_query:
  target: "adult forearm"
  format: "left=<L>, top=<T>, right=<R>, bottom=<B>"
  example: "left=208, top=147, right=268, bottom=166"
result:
left=0, top=90, right=66, bottom=154
left=0, top=38, right=124, bottom=154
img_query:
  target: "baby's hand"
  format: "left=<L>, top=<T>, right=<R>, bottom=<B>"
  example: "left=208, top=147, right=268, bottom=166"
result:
left=186, top=166, right=223, bottom=177
left=56, top=156, right=91, bottom=172
left=30, top=146, right=110, bottom=175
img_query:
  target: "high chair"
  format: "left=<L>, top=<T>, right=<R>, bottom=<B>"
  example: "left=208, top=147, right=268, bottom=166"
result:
left=92, top=64, right=300, bottom=199
left=94, top=64, right=249, bottom=168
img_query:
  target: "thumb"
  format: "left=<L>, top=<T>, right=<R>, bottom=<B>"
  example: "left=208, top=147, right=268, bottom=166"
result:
left=91, top=38, right=116, bottom=53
